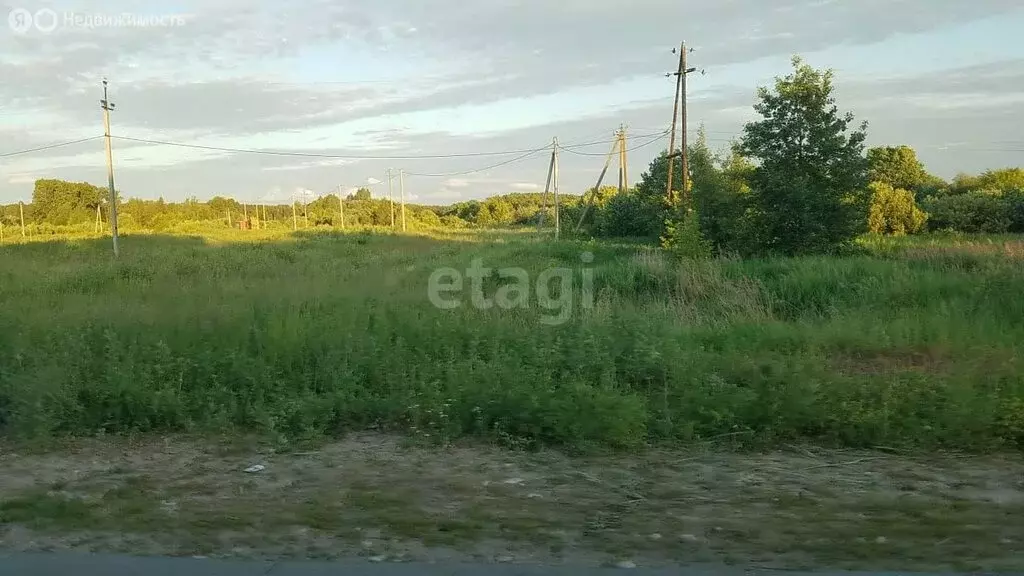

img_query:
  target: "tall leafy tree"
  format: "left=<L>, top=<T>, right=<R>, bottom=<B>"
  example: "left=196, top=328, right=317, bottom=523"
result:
left=737, top=56, right=870, bottom=255
left=31, top=179, right=106, bottom=225
left=867, top=145, right=928, bottom=191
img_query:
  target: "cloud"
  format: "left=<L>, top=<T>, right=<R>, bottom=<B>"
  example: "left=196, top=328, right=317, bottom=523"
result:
left=2, top=0, right=1023, bottom=202
left=510, top=182, right=540, bottom=191
left=7, top=174, right=37, bottom=185
left=442, top=178, right=470, bottom=188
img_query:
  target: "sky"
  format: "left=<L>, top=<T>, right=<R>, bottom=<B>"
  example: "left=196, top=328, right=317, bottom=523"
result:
left=1, top=0, right=1023, bottom=205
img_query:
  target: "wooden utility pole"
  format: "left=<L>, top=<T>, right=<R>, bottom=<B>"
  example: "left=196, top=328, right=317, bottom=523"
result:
left=399, top=169, right=407, bottom=232
left=574, top=135, right=621, bottom=233
left=19, top=201, right=25, bottom=237
left=665, top=43, right=684, bottom=205
left=665, top=42, right=701, bottom=208
left=553, top=138, right=560, bottom=240
left=680, top=45, right=691, bottom=207
left=337, top=185, right=346, bottom=230
left=387, top=168, right=395, bottom=228
left=100, top=79, right=119, bottom=256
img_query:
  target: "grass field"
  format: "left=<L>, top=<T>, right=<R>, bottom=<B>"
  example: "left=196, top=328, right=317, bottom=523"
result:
left=1, top=228, right=1023, bottom=452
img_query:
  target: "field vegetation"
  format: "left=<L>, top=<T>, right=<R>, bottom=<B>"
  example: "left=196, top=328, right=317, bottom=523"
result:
left=1, top=229, right=1022, bottom=452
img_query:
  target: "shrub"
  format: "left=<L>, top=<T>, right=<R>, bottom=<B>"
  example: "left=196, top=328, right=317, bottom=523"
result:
left=866, top=181, right=927, bottom=236
left=923, top=191, right=1011, bottom=233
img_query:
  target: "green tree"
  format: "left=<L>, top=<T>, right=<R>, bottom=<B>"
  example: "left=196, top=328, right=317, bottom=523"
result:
left=867, top=145, right=928, bottom=191
left=977, top=168, right=1024, bottom=192
left=350, top=187, right=372, bottom=201
left=610, top=151, right=678, bottom=238
left=737, top=56, right=870, bottom=255
left=687, top=129, right=752, bottom=252
left=949, top=173, right=981, bottom=195
left=866, top=181, right=927, bottom=236
left=31, top=179, right=106, bottom=225
left=485, top=198, right=515, bottom=225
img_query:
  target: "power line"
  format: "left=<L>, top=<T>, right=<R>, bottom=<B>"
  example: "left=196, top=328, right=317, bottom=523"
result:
left=110, top=135, right=554, bottom=160
left=0, top=136, right=103, bottom=158
left=403, top=147, right=550, bottom=178
left=560, top=130, right=669, bottom=156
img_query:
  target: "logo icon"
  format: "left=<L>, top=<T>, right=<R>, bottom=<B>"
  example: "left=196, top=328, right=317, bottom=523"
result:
left=32, top=8, right=58, bottom=33
left=8, top=8, right=32, bottom=33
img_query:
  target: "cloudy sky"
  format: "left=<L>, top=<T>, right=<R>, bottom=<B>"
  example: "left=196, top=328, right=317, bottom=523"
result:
left=1, top=0, right=1023, bottom=205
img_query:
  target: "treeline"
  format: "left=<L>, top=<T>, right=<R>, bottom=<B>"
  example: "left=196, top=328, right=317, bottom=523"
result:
left=3, top=58, right=1022, bottom=250
left=0, top=181, right=581, bottom=233
left=572, top=57, right=1024, bottom=255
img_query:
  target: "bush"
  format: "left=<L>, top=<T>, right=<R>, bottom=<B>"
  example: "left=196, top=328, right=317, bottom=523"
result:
left=1006, top=189, right=1024, bottom=233
left=867, top=181, right=927, bottom=236
left=594, top=192, right=663, bottom=239
left=923, top=191, right=1012, bottom=233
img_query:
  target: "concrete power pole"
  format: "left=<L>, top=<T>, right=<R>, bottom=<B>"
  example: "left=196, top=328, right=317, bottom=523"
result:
left=337, top=185, right=346, bottom=230
left=100, top=79, right=120, bottom=257
left=386, top=169, right=396, bottom=228
left=537, top=138, right=557, bottom=229
left=553, top=138, right=560, bottom=241
left=617, top=125, right=629, bottom=194
left=399, top=169, right=407, bottom=232
left=19, top=201, right=25, bottom=238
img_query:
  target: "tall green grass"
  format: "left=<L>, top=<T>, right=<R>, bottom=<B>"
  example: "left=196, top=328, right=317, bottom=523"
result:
left=1, top=231, right=1022, bottom=451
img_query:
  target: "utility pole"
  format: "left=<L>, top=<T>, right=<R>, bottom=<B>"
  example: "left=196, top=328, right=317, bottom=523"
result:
left=399, top=169, right=407, bottom=232
left=665, top=42, right=701, bottom=208
left=680, top=44, right=692, bottom=208
left=243, top=204, right=248, bottom=228
left=94, top=204, right=102, bottom=233
left=537, top=137, right=557, bottom=228
left=337, top=185, right=346, bottom=230
left=303, top=199, right=308, bottom=228
left=100, top=78, right=119, bottom=257
left=574, top=134, right=621, bottom=233
left=292, top=197, right=298, bottom=231
left=553, top=138, right=560, bottom=241
left=386, top=168, right=395, bottom=228
left=19, top=201, right=25, bottom=238
left=665, top=43, right=684, bottom=205
left=617, top=125, right=629, bottom=194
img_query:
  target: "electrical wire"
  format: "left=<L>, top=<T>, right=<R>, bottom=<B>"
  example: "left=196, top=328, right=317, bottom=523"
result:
left=559, top=131, right=669, bottom=156
left=0, top=136, right=103, bottom=158
left=111, top=135, right=558, bottom=160
left=559, top=129, right=669, bottom=150
left=404, top=130, right=671, bottom=178
left=403, top=147, right=551, bottom=178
